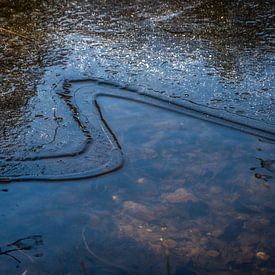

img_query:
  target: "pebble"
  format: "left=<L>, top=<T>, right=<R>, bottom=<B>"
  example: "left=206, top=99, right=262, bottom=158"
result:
left=123, top=201, right=155, bottom=221
left=112, top=195, right=118, bottom=201
left=137, top=178, right=145, bottom=184
left=151, top=244, right=162, bottom=253
left=256, top=251, right=270, bottom=261
left=161, top=238, right=177, bottom=248
left=207, top=250, right=220, bottom=257
left=162, top=188, right=197, bottom=203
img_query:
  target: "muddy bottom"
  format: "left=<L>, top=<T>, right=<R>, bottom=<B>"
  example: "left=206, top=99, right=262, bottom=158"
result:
left=1, top=93, right=274, bottom=274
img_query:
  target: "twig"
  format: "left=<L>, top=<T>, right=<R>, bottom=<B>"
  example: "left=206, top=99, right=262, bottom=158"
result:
left=0, top=27, right=33, bottom=41
left=2, top=252, right=21, bottom=264
left=160, top=238, right=171, bottom=275
left=0, top=235, right=42, bottom=265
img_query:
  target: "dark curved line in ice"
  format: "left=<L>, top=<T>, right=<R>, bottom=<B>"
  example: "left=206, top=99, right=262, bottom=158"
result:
left=1, top=78, right=274, bottom=182
left=76, top=78, right=275, bottom=141
left=3, top=86, right=93, bottom=163
left=94, top=100, right=122, bottom=150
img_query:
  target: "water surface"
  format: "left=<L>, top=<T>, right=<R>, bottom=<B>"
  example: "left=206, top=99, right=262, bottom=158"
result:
left=0, top=0, right=274, bottom=274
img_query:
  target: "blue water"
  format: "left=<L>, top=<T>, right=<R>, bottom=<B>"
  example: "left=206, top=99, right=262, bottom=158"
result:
left=0, top=0, right=274, bottom=273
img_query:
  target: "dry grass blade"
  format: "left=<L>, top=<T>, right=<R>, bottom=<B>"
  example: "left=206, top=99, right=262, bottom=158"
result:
left=0, top=27, right=33, bottom=41
left=81, top=226, right=130, bottom=273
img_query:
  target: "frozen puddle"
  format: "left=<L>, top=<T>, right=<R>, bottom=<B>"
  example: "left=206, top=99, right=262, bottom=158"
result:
left=0, top=82, right=274, bottom=274
left=1, top=79, right=274, bottom=181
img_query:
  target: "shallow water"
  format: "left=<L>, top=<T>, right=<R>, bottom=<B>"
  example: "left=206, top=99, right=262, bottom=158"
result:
left=0, top=93, right=274, bottom=274
left=0, top=0, right=275, bottom=274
